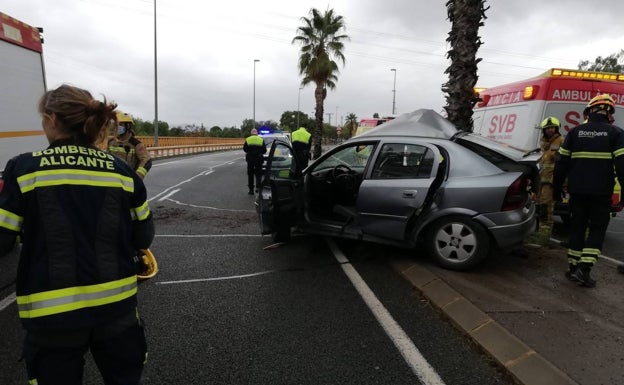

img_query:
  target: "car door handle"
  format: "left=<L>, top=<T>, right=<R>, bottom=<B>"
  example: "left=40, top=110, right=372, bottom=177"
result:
left=402, top=190, right=417, bottom=198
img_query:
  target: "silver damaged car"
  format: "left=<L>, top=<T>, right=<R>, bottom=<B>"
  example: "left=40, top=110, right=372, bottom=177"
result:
left=256, top=109, right=540, bottom=270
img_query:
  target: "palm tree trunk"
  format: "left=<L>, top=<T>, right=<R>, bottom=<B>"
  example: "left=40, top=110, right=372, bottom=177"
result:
left=312, top=84, right=325, bottom=159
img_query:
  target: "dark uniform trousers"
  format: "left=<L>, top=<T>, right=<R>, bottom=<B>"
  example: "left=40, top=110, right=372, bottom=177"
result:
left=568, top=193, right=612, bottom=265
left=247, top=157, right=263, bottom=191
left=22, top=311, right=147, bottom=385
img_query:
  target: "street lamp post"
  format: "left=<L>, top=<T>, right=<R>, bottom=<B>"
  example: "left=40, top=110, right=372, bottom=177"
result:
left=391, top=68, right=397, bottom=115
left=253, top=59, right=260, bottom=127
left=153, top=0, right=159, bottom=146
left=297, top=86, right=303, bottom=128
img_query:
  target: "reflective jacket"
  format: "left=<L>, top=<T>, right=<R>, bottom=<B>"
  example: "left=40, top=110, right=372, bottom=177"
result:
left=291, top=128, right=311, bottom=159
left=554, top=114, right=624, bottom=196
left=539, top=132, right=563, bottom=184
left=243, top=135, right=266, bottom=164
left=0, top=139, right=154, bottom=331
left=107, top=135, right=152, bottom=178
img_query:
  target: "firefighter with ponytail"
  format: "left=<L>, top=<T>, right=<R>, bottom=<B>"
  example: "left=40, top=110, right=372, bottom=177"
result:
left=0, top=84, right=154, bottom=384
left=553, top=94, right=624, bottom=287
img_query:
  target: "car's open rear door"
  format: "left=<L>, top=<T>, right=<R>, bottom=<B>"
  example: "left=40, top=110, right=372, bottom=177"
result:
left=255, top=140, right=301, bottom=241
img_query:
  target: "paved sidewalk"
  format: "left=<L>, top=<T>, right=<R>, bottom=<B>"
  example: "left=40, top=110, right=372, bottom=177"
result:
left=391, top=244, right=624, bottom=385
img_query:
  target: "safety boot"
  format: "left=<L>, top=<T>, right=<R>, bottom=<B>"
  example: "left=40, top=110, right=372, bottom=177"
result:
left=571, top=265, right=596, bottom=288
left=564, top=264, right=578, bottom=282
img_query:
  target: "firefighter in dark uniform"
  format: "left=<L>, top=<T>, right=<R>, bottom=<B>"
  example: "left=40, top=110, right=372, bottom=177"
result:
left=291, top=126, right=312, bottom=175
left=553, top=94, right=624, bottom=287
left=243, top=128, right=267, bottom=194
left=0, top=84, right=155, bottom=384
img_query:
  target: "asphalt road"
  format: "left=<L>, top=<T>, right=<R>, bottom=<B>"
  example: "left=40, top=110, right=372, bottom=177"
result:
left=1, top=149, right=623, bottom=384
left=0, top=150, right=515, bottom=385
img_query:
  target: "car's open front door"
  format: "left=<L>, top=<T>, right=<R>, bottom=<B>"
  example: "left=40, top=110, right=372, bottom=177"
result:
left=255, top=140, right=301, bottom=241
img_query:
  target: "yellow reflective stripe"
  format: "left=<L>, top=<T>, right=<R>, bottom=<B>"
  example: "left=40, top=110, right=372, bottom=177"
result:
left=132, top=201, right=151, bottom=221
left=558, top=147, right=570, bottom=156
left=246, top=136, right=264, bottom=145
left=567, top=249, right=582, bottom=257
left=580, top=255, right=597, bottom=264
left=17, top=169, right=134, bottom=193
left=28, top=378, right=38, bottom=385
left=17, top=275, right=137, bottom=319
left=570, top=151, right=612, bottom=159
left=0, top=208, right=23, bottom=231
left=136, top=167, right=147, bottom=177
left=582, top=248, right=600, bottom=256
left=614, top=148, right=624, bottom=158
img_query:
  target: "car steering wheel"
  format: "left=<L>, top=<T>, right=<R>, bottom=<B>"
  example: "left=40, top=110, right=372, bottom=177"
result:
left=332, top=164, right=357, bottom=203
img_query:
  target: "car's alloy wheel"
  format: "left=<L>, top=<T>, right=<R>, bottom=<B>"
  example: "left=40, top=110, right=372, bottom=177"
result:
left=427, top=215, right=489, bottom=270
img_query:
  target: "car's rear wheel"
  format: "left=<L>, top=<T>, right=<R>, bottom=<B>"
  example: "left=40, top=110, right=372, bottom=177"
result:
left=427, top=215, right=489, bottom=270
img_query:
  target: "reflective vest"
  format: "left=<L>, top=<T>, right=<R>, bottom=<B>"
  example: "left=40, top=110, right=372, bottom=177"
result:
left=243, top=135, right=266, bottom=163
left=107, top=136, right=152, bottom=178
left=0, top=140, right=151, bottom=330
left=539, top=132, right=563, bottom=184
left=291, top=128, right=311, bottom=145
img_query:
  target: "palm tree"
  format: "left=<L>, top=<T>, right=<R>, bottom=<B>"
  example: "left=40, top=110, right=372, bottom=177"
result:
left=293, top=8, right=349, bottom=159
left=442, top=0, right=489, bottom=132
left=345, top=113, right=358, bottom=138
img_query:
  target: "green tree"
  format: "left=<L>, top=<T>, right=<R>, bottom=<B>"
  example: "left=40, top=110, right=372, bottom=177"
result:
left=209, top=126, right=222, bottom=137
left=293, top=8, right=349, bottom=159
left=578, top=50, right=624, bottom=73
left=345, top=113, right=358, bottom=138
left=442, top=0, right=488, bottom=132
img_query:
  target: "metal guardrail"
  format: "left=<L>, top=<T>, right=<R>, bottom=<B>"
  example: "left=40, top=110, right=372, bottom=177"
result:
left=148, top=143, right=243, bottom=159
left=103, top=136, right=245, bottom=159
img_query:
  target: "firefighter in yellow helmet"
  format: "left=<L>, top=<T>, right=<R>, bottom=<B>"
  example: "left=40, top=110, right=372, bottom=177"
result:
left=534, top=116, right=564, bottom=243
left=107, top=111, right=152, bottom=179
left=553, top=94, right=624, bottom=287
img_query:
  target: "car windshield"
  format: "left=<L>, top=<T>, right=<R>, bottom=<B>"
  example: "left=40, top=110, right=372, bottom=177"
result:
left=314, top=143, right=376, bottom=171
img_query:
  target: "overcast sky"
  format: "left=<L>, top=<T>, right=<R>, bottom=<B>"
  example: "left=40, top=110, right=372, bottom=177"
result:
left=4, top=0, right=624, bottom=129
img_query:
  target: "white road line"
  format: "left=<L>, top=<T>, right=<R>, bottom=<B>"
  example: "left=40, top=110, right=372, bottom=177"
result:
left=157, top=270, right=275, bottom=285
left=162, top=198, right=254, bottom=212
left=148, top=158, right=236, bottom=202
left=155, top=234, right=261, bottom=237
left=326, top=238, right=446, bottom=385
left=0, top=292, right=15, bottom=312
left=158, top=188, right=180, bottom=202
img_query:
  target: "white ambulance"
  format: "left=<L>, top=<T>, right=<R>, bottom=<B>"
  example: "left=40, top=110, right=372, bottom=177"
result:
left=472, top=68, right=624, bottom=218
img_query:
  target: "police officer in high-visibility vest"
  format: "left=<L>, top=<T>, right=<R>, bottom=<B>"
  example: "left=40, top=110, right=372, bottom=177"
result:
left=553, top=94, right=624, bottom=287
left=243, top=128, right=266, bottom=194
left=0, top=84, right=154, bottom=384
left=291, top=126, right=311, bottom=175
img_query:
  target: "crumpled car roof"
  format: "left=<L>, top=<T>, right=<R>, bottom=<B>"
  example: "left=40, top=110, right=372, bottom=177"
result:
left=357, top=109, right=458, bottom=139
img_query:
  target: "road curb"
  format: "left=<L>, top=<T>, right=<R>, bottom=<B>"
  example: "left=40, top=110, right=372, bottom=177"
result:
left=391, top=259, right=579, bottom=385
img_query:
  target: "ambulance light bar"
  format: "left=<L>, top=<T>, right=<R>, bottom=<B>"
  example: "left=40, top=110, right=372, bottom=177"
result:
left=551, top=68, right=624, bottom=82
left=523, top=86, right=537, bottom=100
